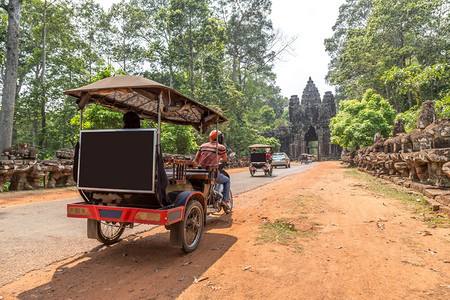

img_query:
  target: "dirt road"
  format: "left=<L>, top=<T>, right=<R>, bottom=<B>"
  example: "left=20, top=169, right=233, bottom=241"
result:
left=0, top=161, right=449, bottom=299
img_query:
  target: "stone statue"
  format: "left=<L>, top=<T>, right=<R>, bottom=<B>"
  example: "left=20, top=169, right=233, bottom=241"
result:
left=392, top=119, right=405, bottom=137
left=417, top=100, right=436, bottom=129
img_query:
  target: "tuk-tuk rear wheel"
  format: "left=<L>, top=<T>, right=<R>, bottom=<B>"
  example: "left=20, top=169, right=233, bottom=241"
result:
left=96, top=220, right=125, bottom=245
left=176, top=200, right=204, bottom=253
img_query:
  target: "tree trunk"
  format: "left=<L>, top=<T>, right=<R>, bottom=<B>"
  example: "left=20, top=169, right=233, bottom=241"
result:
left=169, top=63, right=174, bottom=89
left=32, top=118, right=38, bottom=147
left=232, top=44, right=238, bottom=83
left=39, top=0, right=48, bottom=149
left=407, top=91, right=413, bottom=109
left=188, top=15, right=195, bottom=98
left=0, top=0, right=22, bottom=154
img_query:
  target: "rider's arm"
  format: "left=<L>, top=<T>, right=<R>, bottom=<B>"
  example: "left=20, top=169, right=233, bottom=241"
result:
left=219, top=145, right=227, bottom=163
left=221, top=153, right=227, bottom=163
left=194, top=149, right=201, bottom=166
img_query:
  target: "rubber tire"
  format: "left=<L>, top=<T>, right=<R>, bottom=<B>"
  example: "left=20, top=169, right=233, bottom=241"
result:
left=180, top=200, right=204, bottom=253
left=96, top=220, right=125, bottom=245
left=250, top=170, right=255, bottom=177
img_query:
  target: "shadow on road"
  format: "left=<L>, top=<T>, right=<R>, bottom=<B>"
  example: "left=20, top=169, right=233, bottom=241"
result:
left=18, top=219, right=237, bottom=299
left=249, top=173, right=280, bottom=178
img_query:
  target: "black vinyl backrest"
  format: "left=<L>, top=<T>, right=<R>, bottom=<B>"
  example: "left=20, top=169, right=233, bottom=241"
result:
left=78, top=129, right=156, bottom=193
left=251, top=152, right=267, bottom=163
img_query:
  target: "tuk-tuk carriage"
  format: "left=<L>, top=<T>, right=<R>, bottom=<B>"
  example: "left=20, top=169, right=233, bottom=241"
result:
left=65, top=75, right=231, bottom=253
left=300, top=153, right=314, bottom=164
left=248, top=144, right=273, bottom=176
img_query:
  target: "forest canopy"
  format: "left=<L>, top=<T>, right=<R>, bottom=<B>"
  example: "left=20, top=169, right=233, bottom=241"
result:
left=326, top=0, right=449, bottom=149
left=0, top=0, right=290, bottom=158
left=1, top=0, right=449, bottom=157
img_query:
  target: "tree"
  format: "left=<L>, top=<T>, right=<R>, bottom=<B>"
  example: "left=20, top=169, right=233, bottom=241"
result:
left=161, top=123, right=198, bottom=154
left=4, top=0, right=289, bottom=159
left=324, top=0, right=373, bottom=99
left=381, top=63, right=449, bottom=109
left=396, top=91, right=450, bottom=132
left=0, top=0, right=23, bottom=154
left=13, top=0, right=92, bottom=153
left=69, top=63, right=126, bottom=142
left=105, top=0, right=147, bottom=73
left=330, top=89, right=396, bottom=151
left=168, top=0, right=226, bottom=98
left=325, top=0, right=449, bottom=106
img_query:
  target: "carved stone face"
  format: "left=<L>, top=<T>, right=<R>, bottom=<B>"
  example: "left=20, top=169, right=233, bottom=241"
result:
left=418, top=137, right=432, bottom=150
left=417, top=100, right=436, bottom=129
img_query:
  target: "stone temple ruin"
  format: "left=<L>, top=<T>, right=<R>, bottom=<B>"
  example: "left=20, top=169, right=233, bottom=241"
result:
left=263, top=77, right=341, bottom=160
left=342, top=100, right=450, bottom=212
left=0, top=144, right=75, bottom=191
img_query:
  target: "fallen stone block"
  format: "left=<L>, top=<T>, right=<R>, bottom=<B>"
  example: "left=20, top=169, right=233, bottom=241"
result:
left=435, top=194, right=450, bottom=206
left=423, top=188, right=448, bottom=199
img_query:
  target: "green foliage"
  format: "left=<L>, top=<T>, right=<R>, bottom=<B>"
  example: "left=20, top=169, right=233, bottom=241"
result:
left=396, top=106, right=419, bottom=132
left=257, top=219, right=298, bottom=245
left=69, top=63, right=127, bottom=143
left=8, top=0, right=288, bottom=160
left=325, top=0, right=449, bottom=109
left=396, top=93, right=450, bottom=132
left=330, top=90, right=396, bottom=151
left=435, top=94, right=450, bottom=119
left=3, top=182, right=11, bottom=192
left=161, top=123, right=198, bottom=154
left=70, top=105, right=123, bottom=130
left=382, top=63, right=450, bottom=109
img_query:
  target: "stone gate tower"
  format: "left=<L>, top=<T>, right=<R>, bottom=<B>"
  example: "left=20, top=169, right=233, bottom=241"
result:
left=263, top=77, right=341, bottom=161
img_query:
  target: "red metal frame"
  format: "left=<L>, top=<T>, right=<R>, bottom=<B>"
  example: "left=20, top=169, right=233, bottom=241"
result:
left=67, top=202, right=184, bottom=226
left=249, top=166, right=268, bottom=171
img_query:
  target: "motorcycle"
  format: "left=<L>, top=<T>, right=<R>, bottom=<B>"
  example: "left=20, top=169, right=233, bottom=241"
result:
left=206, top=161, right=233, bottom=215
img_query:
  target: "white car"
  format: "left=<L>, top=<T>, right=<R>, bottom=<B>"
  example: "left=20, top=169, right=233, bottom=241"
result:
left=272, top=152, right=290, bottom=168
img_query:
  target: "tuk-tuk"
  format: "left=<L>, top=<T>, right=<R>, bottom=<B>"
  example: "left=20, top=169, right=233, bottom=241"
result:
left=248, top=144, right=273, bottom=176
left=300, top=153, right=314, bottom=164
left=64, top=75, right=230, bottom=253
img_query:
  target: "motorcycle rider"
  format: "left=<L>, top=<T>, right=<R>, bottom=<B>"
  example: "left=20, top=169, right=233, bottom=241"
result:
left=194, top=130, right=231, bottom=213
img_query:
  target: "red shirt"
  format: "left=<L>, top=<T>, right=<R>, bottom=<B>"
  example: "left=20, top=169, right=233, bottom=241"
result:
left=195, top=141, right=227, bottom=168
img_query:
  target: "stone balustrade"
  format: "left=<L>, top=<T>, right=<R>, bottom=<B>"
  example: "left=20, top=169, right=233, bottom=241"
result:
left=341, top=101, right=450, bottom=212
left=0, top=145, right=75, bottom=192
left=1, top=147, right=250, bottom=192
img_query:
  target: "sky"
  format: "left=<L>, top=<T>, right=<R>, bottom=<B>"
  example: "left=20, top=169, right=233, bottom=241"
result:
left=95, top=0, right=345, bottom=99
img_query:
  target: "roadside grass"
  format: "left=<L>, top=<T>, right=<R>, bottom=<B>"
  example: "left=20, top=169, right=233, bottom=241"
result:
left=256, top=218, right=317, bottom=252
left=257, top=219, right=297, bottom=244
left=3, top=182, right=11, bottom=192
left=293, top=196, right=308, bottom=211
left=345, top=169, right=449, bottom=227
left=292, top=194, right=324, bottom=215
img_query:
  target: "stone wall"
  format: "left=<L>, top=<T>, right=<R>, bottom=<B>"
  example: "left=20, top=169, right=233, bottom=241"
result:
left=0, top=145, right=75, bottom=192
left=0, top=149, right=250, bottom=192
left=342, top=101, right=450, bottom=212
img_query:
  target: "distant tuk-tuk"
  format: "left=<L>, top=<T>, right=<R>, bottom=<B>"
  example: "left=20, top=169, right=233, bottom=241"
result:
left=248, top=144, right=273, bottom=176
left=300, top=153, right=314, bottom=164
left=64, top=75, right=231, bottom=253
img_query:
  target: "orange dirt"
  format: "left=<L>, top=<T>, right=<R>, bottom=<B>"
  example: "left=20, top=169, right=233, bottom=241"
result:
left=0, top=186, right=79, bottom=207
left=0, top=161, right=449, bottom=299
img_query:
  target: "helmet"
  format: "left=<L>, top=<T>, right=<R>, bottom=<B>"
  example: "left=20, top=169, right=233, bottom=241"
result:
left=209, top=130, right=222, bottom=141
